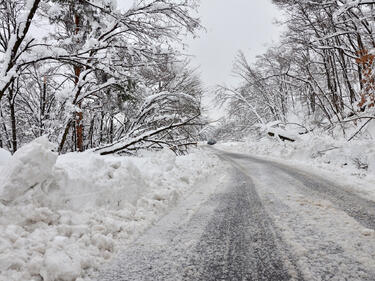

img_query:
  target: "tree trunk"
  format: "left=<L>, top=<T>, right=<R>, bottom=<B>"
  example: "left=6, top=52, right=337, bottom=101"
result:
left=76, top=107, right=84, bottom=152
left=8, top=87, right=17, bottom=153
left=58, top=119, right=72, bottom=153
left=40, top=75, right=47, bottom=136
left=0, top=105, right=11, bottom=150
left=74, top=12, right=84, bottom=152
left=109, top=115, right=114, bottom=144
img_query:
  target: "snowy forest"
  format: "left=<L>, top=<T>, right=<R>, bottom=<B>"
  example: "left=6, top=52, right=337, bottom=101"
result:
left=2, top=0, right=375, bottom=155
left=2, top=1, right=375, bottom=281
left=0, top=0, right=204, bottom=155
left=216, top=0, right=375, bottom=143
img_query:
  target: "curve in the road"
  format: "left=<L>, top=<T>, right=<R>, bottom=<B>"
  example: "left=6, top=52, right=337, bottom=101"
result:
left=220, top=151, right=375, bottom=230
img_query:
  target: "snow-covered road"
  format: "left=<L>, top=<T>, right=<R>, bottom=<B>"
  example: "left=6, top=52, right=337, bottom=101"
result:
left=98, top=148, right=375, bottom=281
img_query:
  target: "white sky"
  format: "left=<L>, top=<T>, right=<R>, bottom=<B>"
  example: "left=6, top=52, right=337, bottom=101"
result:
left=117, top=0, right=283, bottom=119
left=117, top=0, right=282, bottom=88
left=185, top=0, right=283, bottom=88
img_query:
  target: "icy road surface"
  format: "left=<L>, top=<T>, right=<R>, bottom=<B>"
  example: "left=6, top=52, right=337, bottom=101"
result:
left=98, top=149, right=375, bottom=281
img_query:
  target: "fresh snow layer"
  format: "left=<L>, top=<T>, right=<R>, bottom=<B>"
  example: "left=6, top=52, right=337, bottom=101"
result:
left=217, top=135, right=375, bottom=201
left=0, top=138, right=223, bottom=281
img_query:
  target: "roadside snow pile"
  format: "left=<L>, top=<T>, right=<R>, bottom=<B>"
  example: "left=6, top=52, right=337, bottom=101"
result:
left=222, top=135, right=375, bottom=173
left=0, top=137, right=222, bottom=281
left=0, top=137, right=57, bottom=203
left=218, top=133, right=375, bottom=192
left=236, top=118, right=375, bottom=176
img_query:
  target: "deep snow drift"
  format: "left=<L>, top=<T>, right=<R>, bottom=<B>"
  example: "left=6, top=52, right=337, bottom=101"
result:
left=0, top=137, right=223, bottom=281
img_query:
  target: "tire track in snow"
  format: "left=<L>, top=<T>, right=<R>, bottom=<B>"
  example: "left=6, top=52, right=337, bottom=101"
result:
left=182, top=165, right=302, bottom=281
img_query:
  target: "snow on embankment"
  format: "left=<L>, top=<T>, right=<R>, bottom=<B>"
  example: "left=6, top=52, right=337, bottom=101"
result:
left=219, top=134, right=375, bottom=198
left=0, top=137, right=222, bottom=281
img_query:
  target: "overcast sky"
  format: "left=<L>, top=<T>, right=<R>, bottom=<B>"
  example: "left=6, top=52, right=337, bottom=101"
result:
left=185, top=0, right=283, bottom=88
left=117, top=0, right=283, bottom=119
left=118, top=0, right=282, bottom=88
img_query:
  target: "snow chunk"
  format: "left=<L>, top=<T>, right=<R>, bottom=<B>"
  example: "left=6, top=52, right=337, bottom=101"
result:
left=40, top=247, right=81, bottom=281
left=0, top=136, right=57, bottom=202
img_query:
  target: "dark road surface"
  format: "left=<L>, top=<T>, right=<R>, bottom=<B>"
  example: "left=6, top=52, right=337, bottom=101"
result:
left=98, top=149, right=375, bottom=281
left=182, top=168, right=300, bottom=281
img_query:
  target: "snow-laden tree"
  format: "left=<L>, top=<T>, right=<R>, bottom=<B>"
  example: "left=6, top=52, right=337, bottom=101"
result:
left=0, top=0, right=42, bottom=101
left=218, top=0, right=375, bottom=141
left=0, top=0, right=205, bottom=154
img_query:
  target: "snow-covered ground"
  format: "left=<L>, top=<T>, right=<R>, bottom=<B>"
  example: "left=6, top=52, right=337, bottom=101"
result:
left=217, top=134, right=375, bottom=201
left=0, top=137, right=224, bottom=281
left=2, top=133, right=374, bottom=281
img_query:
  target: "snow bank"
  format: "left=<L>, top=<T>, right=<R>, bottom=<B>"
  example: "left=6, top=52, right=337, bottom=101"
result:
left=218, top=134, right=375, bottom=199
left=0, top=138, right=223, bottom=281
